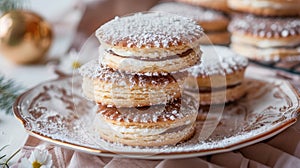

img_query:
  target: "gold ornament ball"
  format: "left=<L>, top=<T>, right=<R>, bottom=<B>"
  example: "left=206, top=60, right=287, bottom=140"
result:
left=0, top=10, right=52, bottom=64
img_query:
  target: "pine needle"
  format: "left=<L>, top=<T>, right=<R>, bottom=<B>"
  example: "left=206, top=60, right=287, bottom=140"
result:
left=0, top=145, right=21, bottom=168
left=0, top=75, right=23, bottom=115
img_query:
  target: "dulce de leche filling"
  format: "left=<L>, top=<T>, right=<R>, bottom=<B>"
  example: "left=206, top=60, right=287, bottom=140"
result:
left=187, top=83, right=242, bottom=93
left=106, top=49, right=195, bottom=61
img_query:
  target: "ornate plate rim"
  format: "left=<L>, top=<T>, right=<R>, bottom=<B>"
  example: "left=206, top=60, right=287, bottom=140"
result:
left=13, top=76, right=300, bottom=159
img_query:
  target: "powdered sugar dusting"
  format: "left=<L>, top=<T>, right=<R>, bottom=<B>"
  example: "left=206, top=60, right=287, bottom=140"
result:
left=96, top=12, right=204, bottom=48
left=98, top=98, right=197, bottom=123
left=79, top=60, right=177, bottom=87
left=188, top=46, right=248, bottom=77
left=229, top=14, right=300, bottom=38
left=150, top=2, right=227, bottom=22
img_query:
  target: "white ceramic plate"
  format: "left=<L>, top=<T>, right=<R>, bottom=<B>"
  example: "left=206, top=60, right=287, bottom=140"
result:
left=13, top=74, right=300, bottom=159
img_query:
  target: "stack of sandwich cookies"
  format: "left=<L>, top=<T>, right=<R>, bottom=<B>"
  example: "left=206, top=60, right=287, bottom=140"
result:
left=229, top=15, right=300, bottom=62
left=186, top=46, right=248, bottom=105
left=176, top=0, right=230, bottom=13
left=150, top=2, right=230, bottom=45
left=80, top=12, right=204, bottom=147
left=228, top=0, right=300, bottom=17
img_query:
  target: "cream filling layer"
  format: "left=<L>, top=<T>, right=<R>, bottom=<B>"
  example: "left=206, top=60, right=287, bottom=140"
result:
left=231, top=34, right=300, bottom=48
left=100, top=43, right=201, bottom=59
left=231, top=42, right=300, bottom=61
left=108, top=124, right=192, bottom=136
left=96, top=116, right=193, bottom=136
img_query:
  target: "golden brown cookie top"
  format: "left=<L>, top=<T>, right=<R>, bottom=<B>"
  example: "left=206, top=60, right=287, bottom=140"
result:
left=229, top=14, right=300, bottom=38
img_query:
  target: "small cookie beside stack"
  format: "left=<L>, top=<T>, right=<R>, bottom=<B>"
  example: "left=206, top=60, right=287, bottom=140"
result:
left=150, top=2, right=230, bottom=45
left=80, top=12, right=204, bottom=147
left=186, top=46, right=248, bottom=105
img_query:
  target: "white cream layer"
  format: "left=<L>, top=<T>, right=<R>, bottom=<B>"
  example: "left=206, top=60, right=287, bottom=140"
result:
left=231, top=34, right=300, bottom=48
left=100, top=43, right=201, bottom=59
left=231, top=42, right=300, bottom=61
left=95, top=115, right=193, bottom=136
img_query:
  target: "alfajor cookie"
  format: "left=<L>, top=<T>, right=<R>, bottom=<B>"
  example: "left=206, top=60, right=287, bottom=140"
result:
left=228, top=0, right=300, bottom=16
left=96, top=12, right=204, bottom=74
left=79, top=60, right=182, bottom=107
left=176, top=0, right=230, bottom=13
left=229, top=14, right=300, bottom=62
left=186, top=46, right=248, bottom=105
left=94, top=98, right=198, bottom=147
left=150, top=2, right=230, bottom=45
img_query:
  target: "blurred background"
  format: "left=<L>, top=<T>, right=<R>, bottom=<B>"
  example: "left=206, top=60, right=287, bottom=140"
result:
left=30, top=0, right=162, bottom=51
left=0, top=0, right=163, bottom=86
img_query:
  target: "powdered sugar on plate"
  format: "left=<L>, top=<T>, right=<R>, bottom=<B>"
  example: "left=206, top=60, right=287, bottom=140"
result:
left=13, top=74, right=300, bottom=159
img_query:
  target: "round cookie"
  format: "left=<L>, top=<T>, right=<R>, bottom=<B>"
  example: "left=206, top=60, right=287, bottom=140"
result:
left=96, top=12, right=204, bottom=74
left=228, top=0, right=300, bottom=16
left=79, top=60, right=182, bottom=107
left=186, top=46, right=248, bottom=105
left=176, top=0, right=230, bottom=13
left=150, top=2, right=230, bottom=45
left=229, top=14, right=300, bottom=62
left=94, top=98, right=198, bottom=147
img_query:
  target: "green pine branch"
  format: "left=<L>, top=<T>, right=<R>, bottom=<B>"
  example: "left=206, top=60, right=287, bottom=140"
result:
left=0, top=75, right=23, bottom=115
left=0, top=145, right=21, bottom=168
left=0, top=0, right=25, bottom=12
